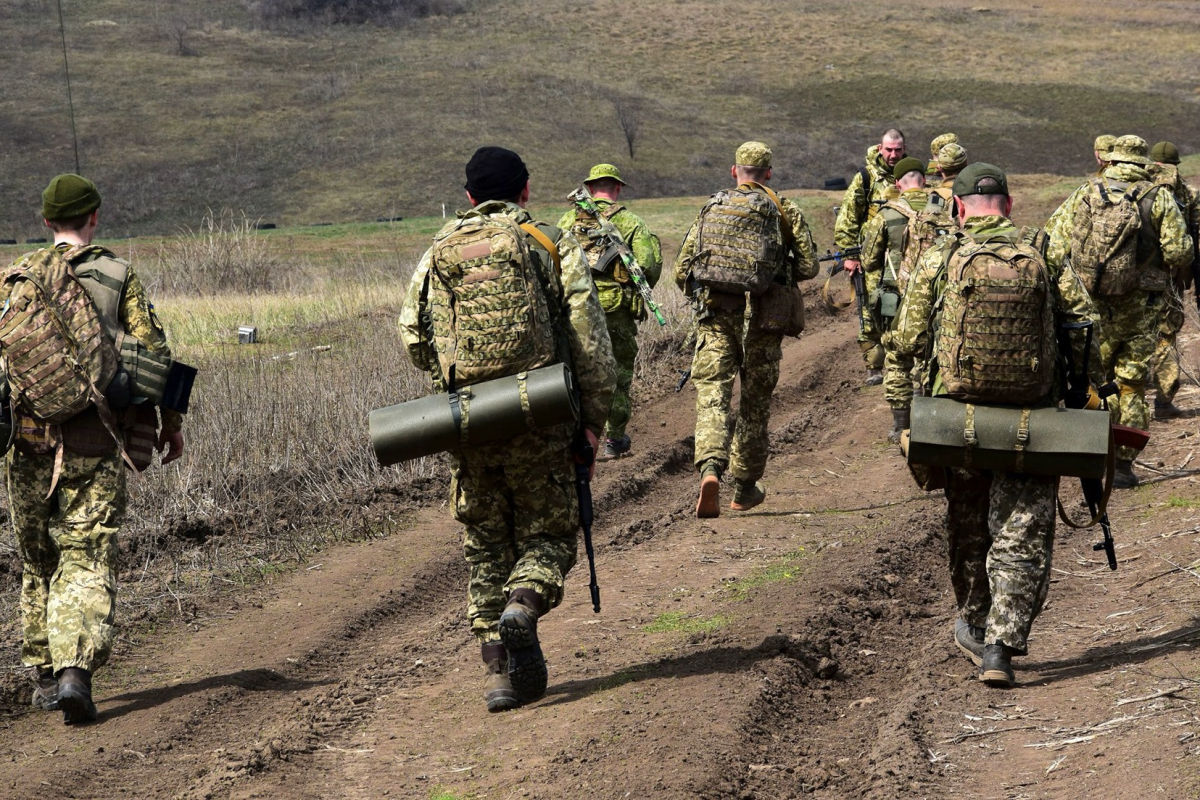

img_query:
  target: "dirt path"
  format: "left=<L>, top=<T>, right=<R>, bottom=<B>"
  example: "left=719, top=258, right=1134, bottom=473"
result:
left=1, top=305, right=1198, bottom=800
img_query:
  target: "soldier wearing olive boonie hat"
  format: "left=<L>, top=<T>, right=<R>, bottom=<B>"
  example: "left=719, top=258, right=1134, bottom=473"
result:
left=584, top=163, right=628, bottom=186
left=41, top=173, right=102, bottom=222
left=1045, top=133, right=1194, bottom=488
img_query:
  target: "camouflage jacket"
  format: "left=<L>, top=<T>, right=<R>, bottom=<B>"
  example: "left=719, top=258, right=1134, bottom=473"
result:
left=1149, top=163, right=1200, bottom=268
left=890, top=215, right=1100, bottom=397
left=859, top=188, right=931, bottom=280
left=555, top=198, right=662, bottom=316
left=1045, top=163, right=1194, bottom=288
left=833, top=145, right=899, bottom=251
left=400, top=201, right=616, bottom=437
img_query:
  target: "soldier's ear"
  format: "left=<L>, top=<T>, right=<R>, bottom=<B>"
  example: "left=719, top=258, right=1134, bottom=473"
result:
left=1004, top=196, right=1014, bottom=217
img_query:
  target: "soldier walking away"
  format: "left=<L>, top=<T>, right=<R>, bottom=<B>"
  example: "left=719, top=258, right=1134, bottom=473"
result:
left=1046, top=135, right=1194, bottom=487
left=675, top=141, right=817, bottom=517
left=928, top=143, right=968, bottom=211
left=925, top=131, right=958, bottom=186
left=7, top=174, right=184, bottom=724
left=399, top=147, right=615, bottom=712
left=889, top=163, right=1101, bottom=688
left=834, top=128, right=907, bottom=385
left=557, top=164, right=662, bottom=461
left=1146, top=141, right=1200, bottom=418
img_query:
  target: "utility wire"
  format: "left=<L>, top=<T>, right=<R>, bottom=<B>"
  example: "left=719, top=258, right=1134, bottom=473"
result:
left=55, top=0, right=81, bottom=173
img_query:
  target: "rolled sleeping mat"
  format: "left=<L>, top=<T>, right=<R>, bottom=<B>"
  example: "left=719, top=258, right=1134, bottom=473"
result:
left=370, top=363, right=579, bottom=466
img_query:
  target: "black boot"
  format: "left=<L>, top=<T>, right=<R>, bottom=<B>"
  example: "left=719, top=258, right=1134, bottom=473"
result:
left=481, top=643, right=519, bottom=713
left=888, top=407, right=910, bottom=444
left=1113, top=459, right=1139, bottom=489
left=953, top=619, right=985, bottom=666
left=499, top=589, right=547, bottom=702
left=979, top=644, right=1016, bottom=688
left=57, top=667, right=98, bottom=724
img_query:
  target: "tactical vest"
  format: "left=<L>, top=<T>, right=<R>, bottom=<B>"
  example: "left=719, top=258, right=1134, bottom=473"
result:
left=1069, top=179, right=1163, bottom=296
left=569, top=202, right=628, bottom=281
left=691, top=184, right=784, bottom=295
left=934, top=227, right=1057, bottom=404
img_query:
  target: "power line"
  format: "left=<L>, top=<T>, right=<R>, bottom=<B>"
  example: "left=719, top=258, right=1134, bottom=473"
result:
left=55, top=0, right=81, bottom=173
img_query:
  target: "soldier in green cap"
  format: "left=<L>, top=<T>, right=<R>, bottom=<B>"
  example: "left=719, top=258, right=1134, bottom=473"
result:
left=834, top=128, right=907, bottom=385
left=8, top=173, right=184, bottom=724
left=889, top=161, right=1100, bottom=688
left=557, top=163, right=662, bottom=460
left=1046, top=135, right=1194, bottom=487
left=674, top=141, right=818, bottom=517
left=1146, top=141, right=1200, bottom=417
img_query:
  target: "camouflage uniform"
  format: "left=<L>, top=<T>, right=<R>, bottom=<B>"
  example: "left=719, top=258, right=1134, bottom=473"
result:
left=556, top=199, right=661, bottom=442
left=1046, top=161, right=1194, bottom=460
left=10, top=249, right=179, bottom=675
left=1147, top=164, right=1200, bottom=404
left=834, top=145, right=900, bottom=369
left=890, top=215, right=1099, bottom=654
left=399, top=201, right=615, bottom=644
left=674, top=186, right=817, bottom=483
left=859, top=187, right=931, bottom=410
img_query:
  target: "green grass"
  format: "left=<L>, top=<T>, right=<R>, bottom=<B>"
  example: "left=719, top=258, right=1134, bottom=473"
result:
left=1166, top=496, right=1200, bottom=510
left=643, top=611, right=729, bottom=635
left=724, top=549, right=810, bottom=602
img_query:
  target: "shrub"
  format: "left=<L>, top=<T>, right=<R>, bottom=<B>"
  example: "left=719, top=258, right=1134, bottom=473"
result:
left=247, top=0, right=468, bottom=25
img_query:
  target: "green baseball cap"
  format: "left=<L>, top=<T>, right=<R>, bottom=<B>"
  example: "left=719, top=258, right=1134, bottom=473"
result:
left=953, top=162, right=1009, bottom=197
left=1108, top=135, right=1151, bottom=165
left=1150, top=141, right=1180, bottom=165
left=42, top=173, right=102, bottom=220
left=584, top=163, right=627, bottom=185
left=892, top=157, right=926, bottom=181
left=734, top=141, right=772, bottom=168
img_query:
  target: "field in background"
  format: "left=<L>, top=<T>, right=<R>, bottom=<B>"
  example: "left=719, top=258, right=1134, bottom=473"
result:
left=1, top=0, right=1198, bottom=239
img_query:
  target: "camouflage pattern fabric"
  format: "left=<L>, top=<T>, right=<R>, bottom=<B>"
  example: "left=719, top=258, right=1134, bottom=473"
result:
left=400, top=200, right=615, bottom=644
left=599, top=305, right=638, bottom=440
left=9, top=447, right=125, bottom=672
left=1095, top=292, right=1159, bottom=459
left=555, top=198, right=662, bottom=310
left=944, top=467, right=1057, bottom=655
left=833, top=145, right=900, bottom=252
left=1151, top=282, right=1184, bottom=403
left=450, top=433, right=578, bottom=643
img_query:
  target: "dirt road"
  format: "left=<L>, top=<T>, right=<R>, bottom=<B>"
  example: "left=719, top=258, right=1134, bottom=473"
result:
left=2, top=301, right=1197, bottom=800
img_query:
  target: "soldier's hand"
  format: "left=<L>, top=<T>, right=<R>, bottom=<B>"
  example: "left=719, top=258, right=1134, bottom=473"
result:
left=158, top=430, right=185, bottom=464
left=843, top=258, right=862, bottom=274
left=579, top=428, right=599, bottom=480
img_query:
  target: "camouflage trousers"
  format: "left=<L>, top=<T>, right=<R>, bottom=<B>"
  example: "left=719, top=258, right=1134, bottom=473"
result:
left=691, top=303, right=782, bottom=483
left=882, top=341, right=916, bottom=410
left=857, top=269, right=885, bottom=369
left=943, top=468, right=1057, bottom=655
left=451, top=433, right=578, bottom=644
left=1096, top=292, right=1161, bottom=460
left=8, top=446, right=126, bottom=673
left=603, top=306, right=639, bottom=441
left=1150, top=284, right=1185, bottom=403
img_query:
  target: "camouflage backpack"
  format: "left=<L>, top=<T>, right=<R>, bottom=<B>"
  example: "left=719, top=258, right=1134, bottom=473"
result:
left=934, top=227, right=1057, bottom=404
left=691, top=184, right=784, bottom=295
left=1069, top=178, right=1160, bottom=296
left=428, top=211, right=562, bottom=390
left=897, top=205, right=954, bottom=291
left=569, top=202, right=626, bottom=278
left=0, top=246, right=119, bottom=423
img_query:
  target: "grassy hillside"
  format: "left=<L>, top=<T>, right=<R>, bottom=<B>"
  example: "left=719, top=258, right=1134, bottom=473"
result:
left=1, top=0, right=1198, bottom=238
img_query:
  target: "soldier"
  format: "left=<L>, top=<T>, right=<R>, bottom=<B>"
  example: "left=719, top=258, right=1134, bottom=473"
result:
left=1042, top=134, right=1116, bottom=250
left=890, top=163, right=1100, bottom=687
left=9, top=174, right=184, bottom=724
left=929, top=143, right=967, bottom=211
left=557, top=164, right=662, bottom=461
left=674, top=141, right=817, bottom=517
left=1147, top=141, right=1200, bottom=418
left=925, top=131, right=959, bottom=185
left=399, top=147, right=615, bottom=712
left=862, top=156, right=952, bottom=441
left=1046, top=135, right=1193, bottom=487
left=834, top=128, right=907, bottom=384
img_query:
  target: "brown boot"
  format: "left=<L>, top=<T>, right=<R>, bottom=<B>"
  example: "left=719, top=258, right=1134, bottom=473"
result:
left=57, top=667, right=97, bottom=724
left=499, top=589, right=547, bottom=702
left=696, top=462, right=721, bottom=519
left=481, top=643, right=519, bottom=712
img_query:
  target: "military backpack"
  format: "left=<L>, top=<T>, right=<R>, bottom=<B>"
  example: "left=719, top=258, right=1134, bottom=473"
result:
left=690, top=184, right=784, bottom=295
left=569, top=202, right=627, bottom=279
left=1069, top=178, right=1161, bottom=296
left=934, top=227, right=1057, bottom=404
left=428, top=211, right=563, bottom=390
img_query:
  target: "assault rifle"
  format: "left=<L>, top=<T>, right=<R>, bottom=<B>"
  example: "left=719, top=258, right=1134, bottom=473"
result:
left=573, top=431, right=602, bottom=612
left=819, top=247, right=865, bottom=329
left=567, top=186, right=666, bottom=326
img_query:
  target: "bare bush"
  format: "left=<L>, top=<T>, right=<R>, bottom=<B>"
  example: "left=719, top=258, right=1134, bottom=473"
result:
left=612, top=95, right=642, bottom=160
left=152, top=210, right=285, bottom=296
left=246, top=0, right=467, bottom=25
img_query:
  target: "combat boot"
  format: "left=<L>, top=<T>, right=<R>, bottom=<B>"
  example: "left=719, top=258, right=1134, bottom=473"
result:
left=730, top=479, right=766, bottom=511
left=696, top=461, right=722, bottom=519
left=31, top=666, right=59, bottom=711
left=887, top=407, right=910, bottom=444
left=481, top=643, right=519, bottom=713
left=1154, top=398, right=1183, bottom=420
left=598, top=435, right=631, bottom=462
left=979, top=644, right=1016, bottom=688
left=953, top=619, right=985, bottom=666
left=1113, top=459, right=1139, bottom=489
left=498, top=589, right=547, bottom=703
left=865, top=368, right=883, bottom=386
left=57, top=667, right=97, bottom=724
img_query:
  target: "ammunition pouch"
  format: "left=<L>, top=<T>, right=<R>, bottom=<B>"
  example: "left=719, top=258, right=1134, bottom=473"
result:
left=118, top=335, right=172, bottom=403
left=369, top=363, right=580, bottom=466
left=872, top=284, right=901, bottom=322
left=907, top=396, right=1110, bottom=478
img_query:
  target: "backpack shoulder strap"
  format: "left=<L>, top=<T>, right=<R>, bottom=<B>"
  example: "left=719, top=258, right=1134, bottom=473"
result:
left=858, top=166, right=873, bottom=196
left=751, top=183, right=796, bottom=251
left=519, top=222, right=561, bottom=276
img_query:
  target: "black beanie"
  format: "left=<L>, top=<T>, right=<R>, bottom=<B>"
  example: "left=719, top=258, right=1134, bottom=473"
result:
left=464, top=146, right=529, bottom=202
